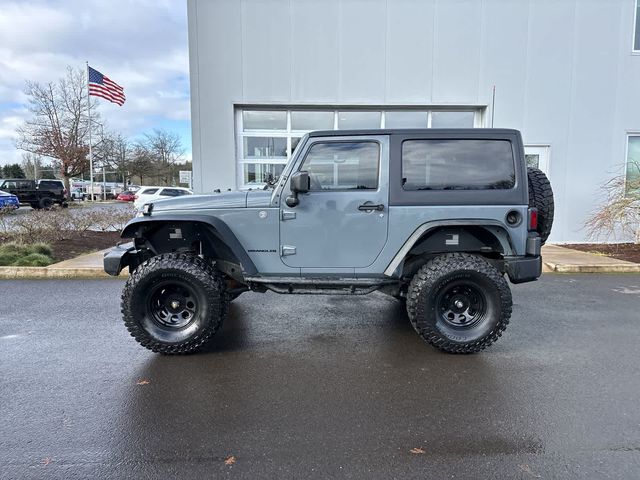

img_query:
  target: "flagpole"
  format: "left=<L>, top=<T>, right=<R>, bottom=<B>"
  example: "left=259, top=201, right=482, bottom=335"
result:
left=86, top=61, right=94, bottom=201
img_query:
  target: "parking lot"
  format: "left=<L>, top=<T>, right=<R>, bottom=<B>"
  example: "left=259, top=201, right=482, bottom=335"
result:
left=1, top=274, right=639, bottom=479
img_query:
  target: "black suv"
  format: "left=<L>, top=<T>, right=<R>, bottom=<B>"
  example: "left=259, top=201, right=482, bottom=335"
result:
left=0, top=179, right=68, bottom=209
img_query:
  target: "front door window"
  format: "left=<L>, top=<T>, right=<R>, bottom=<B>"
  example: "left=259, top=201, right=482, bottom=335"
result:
left=301, top=142, right=380, bottom=191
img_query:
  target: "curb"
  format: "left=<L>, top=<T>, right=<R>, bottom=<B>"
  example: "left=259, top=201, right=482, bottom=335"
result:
left=543, top=262, right=640, bottom=274
left=0, top=267, right=129, bottom=280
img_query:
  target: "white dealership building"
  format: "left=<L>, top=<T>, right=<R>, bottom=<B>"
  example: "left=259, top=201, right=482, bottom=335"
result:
left=187, top=0, right=640, bottom=243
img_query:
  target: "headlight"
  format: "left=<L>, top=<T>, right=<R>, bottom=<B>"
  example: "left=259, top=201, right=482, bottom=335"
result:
left=142, top=203, right=153, bottom=216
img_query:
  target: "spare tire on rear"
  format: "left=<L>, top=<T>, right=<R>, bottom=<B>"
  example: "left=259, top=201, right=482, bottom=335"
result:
left=526, top=167, right=554, bottom=245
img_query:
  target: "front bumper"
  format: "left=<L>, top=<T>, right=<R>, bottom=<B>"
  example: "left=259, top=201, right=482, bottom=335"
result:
left=504, top=255, right=542, bottom=284
left=103, top=242, right=136, bottom=276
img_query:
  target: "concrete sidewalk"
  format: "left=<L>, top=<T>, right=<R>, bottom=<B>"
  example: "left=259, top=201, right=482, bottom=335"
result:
left=0, top=245, right=638, bottom=279
left=542, top=244, right=640, bottom=273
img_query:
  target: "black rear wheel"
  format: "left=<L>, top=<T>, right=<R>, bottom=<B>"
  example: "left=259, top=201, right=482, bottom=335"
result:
left=39, top=197, right=53, bottom=210
left=406, top=253, right=512, bottom=354
left=121, top=253, right=227, bottom=354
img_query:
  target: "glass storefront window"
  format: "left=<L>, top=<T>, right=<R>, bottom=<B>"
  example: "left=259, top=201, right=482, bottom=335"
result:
left=337, top=111, right=381, bottom=129
left=385, top=111, right=428, bottom=128
left=243, top=137, right=287, bottom=159
left=626, top=136, right=640, bottom=196
left=291, top=111, right=334, bottom=131
left=242, top=110, right=287, bottom=130
left=242, top=163, right=286, bottom=186
left=236, top=107, right=481, bottom=188
left=431, top=111, right=475, bottom=128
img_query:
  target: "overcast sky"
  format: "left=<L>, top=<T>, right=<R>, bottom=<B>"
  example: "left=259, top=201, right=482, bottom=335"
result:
left=0, top=0, right=191, bottom=166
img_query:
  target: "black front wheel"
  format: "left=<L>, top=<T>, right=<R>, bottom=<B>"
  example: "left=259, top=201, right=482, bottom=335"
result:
left=406, top=253, right=512, bottom=354
left=121, top=253, right=227, bottom=354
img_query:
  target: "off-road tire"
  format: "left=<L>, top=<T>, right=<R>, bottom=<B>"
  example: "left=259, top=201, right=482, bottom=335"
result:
left=527, top=167, right=554, bottom=245
left=121, top=253, right=227, bottom=354
left=406, top=253, right=512, bottom=354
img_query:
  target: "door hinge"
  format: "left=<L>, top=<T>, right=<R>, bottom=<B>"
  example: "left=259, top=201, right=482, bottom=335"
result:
left=281, top=245, right=296, bottom=256
left=281, top=210, right=296, bottom=220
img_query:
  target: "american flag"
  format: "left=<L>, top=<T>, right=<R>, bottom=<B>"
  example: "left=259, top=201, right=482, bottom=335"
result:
left=88, top=66, right=125, bottom=106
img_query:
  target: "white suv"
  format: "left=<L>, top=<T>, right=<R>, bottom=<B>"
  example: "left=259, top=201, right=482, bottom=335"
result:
left=133, top=186, right=193, bottom=210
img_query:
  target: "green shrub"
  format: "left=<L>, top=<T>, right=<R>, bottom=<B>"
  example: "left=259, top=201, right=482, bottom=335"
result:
left=0, top=242, right=54, bottom=266
left=0, top=252, right=21, bottom=266
left=28, top=243, right=53, bottom=256
left=0, top=242, right=27, bottom=256
left=12, top=253, right=53, bottom=267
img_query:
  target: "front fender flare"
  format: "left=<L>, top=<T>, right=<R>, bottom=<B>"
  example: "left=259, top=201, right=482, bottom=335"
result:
left=121, top=214, right=258, bottom=275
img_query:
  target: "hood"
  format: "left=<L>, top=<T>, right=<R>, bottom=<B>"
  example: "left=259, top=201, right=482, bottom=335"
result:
left=151, top=191, right=248, bottom=212
left=150, top=189, right=273, bottom=212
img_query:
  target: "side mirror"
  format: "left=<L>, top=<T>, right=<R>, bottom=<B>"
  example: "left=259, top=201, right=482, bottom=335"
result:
left=285, top=171, right=310, bottom=207
left=290, top=171, right=310, bottom=193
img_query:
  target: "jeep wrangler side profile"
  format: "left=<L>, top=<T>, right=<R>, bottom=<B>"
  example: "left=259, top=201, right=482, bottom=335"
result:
left=104, top=129, right=553, bottom=354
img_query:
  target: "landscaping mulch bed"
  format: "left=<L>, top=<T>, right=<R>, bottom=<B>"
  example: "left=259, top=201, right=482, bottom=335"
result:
left=49, top=231, right=121, bottom=262
left=564, top=243, right=640, bottom=264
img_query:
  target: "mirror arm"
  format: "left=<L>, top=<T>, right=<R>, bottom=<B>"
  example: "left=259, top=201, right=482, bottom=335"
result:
left=285, top=193, right=299, bottom=208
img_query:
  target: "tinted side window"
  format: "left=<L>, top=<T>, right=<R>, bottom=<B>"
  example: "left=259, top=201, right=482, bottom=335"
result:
left=141, top=188, right=158, bottom=195
left=402, top=139, right=515, bottom=190
left=160, top=188, right=179, bottom=197
left=301, top=141, right=379, bottom=191
left=38, top=181, right=62, bottom=189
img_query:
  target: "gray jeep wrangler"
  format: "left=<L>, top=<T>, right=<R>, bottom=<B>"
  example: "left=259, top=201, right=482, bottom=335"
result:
left=105, top=128, right=553, bottom=354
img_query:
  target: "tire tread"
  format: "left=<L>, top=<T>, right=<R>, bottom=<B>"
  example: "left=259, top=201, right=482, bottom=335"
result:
left=406, top=253, right=512, bottom=354
left=121, top=253, right=227, bottom=354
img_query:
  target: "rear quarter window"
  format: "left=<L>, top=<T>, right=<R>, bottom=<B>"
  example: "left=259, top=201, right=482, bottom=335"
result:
left=402, top=139, right=515, bottom=190
left=38, top=181, right=63, bottom=188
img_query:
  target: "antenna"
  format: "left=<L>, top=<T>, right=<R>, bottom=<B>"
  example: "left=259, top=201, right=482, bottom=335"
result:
left=491, top=85, right=496, bottom=128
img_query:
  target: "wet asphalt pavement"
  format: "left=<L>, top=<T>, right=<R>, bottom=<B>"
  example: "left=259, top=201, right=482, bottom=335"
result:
left=1, top=275, right=640, bottom=479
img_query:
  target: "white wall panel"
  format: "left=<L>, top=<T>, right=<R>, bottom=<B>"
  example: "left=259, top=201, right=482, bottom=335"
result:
left=290, top=0, right=340, bottom=102
left=189, top=0, right=243, bottom=192
left=338, top=0, right=386, bottom=102
left=479, top=1, right=529, bottom=129
left=432, top=0, right=482, bottom=103
left=385, top=0, right=435, bottom=103
left=241, top=0, right=291, bottom=102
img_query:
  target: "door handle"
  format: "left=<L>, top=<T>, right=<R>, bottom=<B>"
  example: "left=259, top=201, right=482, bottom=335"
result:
left=358, top=203, right=385, bottom=211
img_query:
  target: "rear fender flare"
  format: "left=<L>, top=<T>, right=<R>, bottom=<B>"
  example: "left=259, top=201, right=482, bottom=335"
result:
left=384, top=220, right=514, bottom=277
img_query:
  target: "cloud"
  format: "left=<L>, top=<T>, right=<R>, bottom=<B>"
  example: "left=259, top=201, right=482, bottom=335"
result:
left=0, top=0, right=191, bottom=165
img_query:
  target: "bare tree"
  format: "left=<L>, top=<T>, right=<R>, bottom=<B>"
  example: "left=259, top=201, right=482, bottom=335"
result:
left=585, top=161, right=640, bottom=243
left=143, top=129, right=184, bottom=184
left=93, top=131, right=131, bottom=185
left=16, top=67, right=98, bottom=191
left=128, top=144, right=155, bottom=186
left=21, top=152, right=44, bottom=179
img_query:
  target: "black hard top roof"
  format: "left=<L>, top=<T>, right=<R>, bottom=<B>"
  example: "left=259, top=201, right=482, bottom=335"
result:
left=307, top=128, right=520, bottom=137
